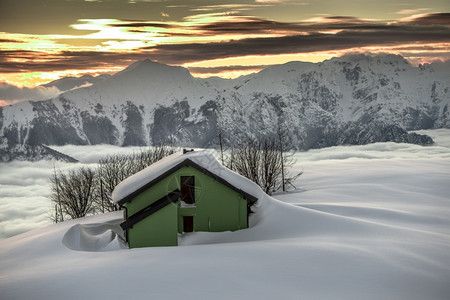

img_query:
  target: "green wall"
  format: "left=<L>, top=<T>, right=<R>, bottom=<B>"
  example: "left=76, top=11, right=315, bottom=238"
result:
left=124, top=165, right=249, bottom=248
left=127, top=203, right=178, bottom=248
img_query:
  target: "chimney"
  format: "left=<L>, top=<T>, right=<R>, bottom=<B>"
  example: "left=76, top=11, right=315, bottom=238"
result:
left=183, top=149, right=194, bottom=154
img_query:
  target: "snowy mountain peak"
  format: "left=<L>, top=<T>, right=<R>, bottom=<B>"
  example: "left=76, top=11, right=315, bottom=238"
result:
left=114, top=58, right=193, bottom=80
left=60, top=58, right=198, bottom=110
left=327, top=53, right=411, bottom=68
left=118, top=58, right=158, bottom=73
left=256, top=60, right=314, bottom=76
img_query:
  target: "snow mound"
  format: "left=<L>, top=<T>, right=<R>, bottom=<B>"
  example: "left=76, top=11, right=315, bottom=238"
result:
left=62, top=219, right=126, bottom=252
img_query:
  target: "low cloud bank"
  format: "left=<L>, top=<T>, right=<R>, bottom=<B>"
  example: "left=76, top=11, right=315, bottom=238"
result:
left=0, top=82, right=61, bottom=106
left=50, top=145, right=151, bottom=163
left=294, top=129, right=450, bottom=163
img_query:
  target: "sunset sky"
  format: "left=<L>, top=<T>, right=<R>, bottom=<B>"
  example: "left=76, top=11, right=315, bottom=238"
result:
left=0, top=0, right=449, bottom=104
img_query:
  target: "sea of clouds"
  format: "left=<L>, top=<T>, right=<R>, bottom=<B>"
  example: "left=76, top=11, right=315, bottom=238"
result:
left=0, top=129, right=449, bottom=240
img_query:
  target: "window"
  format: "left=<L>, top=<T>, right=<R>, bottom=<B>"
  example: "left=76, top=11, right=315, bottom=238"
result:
left=180, top=176, right=195, bottom=204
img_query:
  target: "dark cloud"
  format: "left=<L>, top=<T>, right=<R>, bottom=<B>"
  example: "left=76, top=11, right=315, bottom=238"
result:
left=196, top=17, right=304, bottom=34
left=143, top=13, right=449, bottom=64
left=144, top=14, right=450, bottom=37
left=324, top=16, right=361, bottom=21
left=103, top=15, right=423, bottom=37
left=109, top=21, right=176, bottom=29
left=111, top=13, right=450, bottom=39
left=143, top=28, right=450, bottom=65
left=0, top=13, right=448, bottom=74
left=0, top=50, right=149, bottom=73
left=0, top=39, right=25, bottom=43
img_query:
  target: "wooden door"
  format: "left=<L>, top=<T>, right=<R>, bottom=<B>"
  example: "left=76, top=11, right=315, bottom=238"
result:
left=183, top=216, right=194, bottom=232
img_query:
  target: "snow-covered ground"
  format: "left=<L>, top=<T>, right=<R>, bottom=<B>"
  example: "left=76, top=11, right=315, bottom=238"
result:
left=0, top=129, right=449, bottom=299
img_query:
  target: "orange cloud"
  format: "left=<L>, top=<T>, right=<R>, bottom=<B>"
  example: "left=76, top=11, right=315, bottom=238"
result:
left=1, top=13, right=449, bottom=86
left=395, top=8, right=430, bottom=15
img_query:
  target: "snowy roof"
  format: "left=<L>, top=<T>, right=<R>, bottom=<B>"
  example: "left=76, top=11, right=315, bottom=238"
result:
left=112, top=149, right=263, bottom=205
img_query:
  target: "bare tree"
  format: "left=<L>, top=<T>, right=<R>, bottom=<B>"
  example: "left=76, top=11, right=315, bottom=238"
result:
left=49, top=166, right=64, bottom=223
left=230, top=137, right=280, bottom=194
left=50, top=166, right=97, bottom=220
left=96, top=154, right=133, bottom=212
left=228, top=133, right=302, bottom=195
left=95, top=144, right=176, bottom=213
left=218, top=132, right=224, bottom=165
left=276, top=124, right=302, bottom=192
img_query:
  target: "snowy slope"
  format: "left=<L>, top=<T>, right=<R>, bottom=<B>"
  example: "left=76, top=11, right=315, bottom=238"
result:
left=0, top=165, right=449, bottom=299
left=0, top=137, right=78, bottom=162
left=1, top=130, right=450, bottom=299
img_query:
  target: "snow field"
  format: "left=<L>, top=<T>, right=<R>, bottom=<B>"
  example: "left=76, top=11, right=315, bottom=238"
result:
left=0, top=129, right=449, bottom=299
left=1, top=160, right=450, bottom=298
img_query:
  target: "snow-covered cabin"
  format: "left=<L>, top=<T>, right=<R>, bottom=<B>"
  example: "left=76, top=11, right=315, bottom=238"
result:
left=112, top=149, right=262, bottom=248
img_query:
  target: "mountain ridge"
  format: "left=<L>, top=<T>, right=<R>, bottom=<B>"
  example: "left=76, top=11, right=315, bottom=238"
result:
left=1, top=53, right=448, bottom=161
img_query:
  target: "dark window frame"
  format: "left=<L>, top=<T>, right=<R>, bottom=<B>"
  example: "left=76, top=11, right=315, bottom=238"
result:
left=180, top=176, right=195, bottom=205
